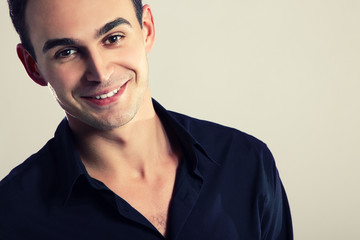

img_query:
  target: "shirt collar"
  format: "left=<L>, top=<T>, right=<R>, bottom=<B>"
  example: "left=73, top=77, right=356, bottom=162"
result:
left=53, top=118, right=89, bottom=206
left=152, top=99, right=218, bottom=175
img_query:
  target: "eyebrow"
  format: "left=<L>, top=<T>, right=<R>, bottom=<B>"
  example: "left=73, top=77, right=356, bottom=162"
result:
left=97, top=17, right=132, bottom=38
left=42, top=17, right=132, bottom=54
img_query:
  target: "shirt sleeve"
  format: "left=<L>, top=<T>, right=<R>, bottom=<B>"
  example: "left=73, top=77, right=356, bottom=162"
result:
left=260, top=146, right=293, bottom=240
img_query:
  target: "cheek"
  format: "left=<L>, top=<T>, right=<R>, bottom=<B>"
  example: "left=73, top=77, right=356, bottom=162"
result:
left=115, top=42, right=148, bottom=72
left=43, top=63, right=84, bottom=93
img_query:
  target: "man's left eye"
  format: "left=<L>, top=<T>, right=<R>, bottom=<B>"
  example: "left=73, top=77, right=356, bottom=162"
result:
left=104, top=35, right=123, bottom=45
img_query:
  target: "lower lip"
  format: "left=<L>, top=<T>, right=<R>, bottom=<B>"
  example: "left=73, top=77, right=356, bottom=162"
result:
left=82, top=81, right=128, bottom=107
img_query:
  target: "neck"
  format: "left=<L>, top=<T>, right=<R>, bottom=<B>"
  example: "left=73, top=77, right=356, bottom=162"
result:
left=68, top=98, right=179, bottom=181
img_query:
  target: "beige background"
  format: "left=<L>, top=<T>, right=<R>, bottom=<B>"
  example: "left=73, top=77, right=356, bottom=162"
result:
left=1, top=0, right=359, bottom=239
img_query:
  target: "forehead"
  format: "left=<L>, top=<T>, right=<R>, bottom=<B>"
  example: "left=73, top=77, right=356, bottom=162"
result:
left=25, top=0, right=138, bottom=43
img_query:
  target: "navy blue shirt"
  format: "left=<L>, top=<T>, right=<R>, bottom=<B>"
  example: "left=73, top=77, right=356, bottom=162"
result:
left=0, top=100, right=292, bottom=239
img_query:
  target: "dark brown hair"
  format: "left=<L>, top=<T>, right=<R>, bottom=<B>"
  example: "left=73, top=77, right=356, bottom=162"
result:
left=7, top=0, right=143, bottom=60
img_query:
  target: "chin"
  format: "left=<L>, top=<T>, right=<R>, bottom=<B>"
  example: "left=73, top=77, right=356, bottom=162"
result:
left=88, top=112, right=137, bottom=131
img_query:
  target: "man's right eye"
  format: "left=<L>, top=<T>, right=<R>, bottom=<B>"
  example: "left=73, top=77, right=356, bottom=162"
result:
left=55, top=48, right=78, bottom=59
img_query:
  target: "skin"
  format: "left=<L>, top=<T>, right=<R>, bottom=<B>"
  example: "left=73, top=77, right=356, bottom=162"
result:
left=17, top=0, right=179, bottom=236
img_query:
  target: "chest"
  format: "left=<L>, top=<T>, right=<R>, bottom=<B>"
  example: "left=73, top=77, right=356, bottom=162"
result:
left=105, top=172, right=176, bottom=236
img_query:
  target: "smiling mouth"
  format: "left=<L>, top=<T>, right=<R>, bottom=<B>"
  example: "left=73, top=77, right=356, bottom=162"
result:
left=85, top=80, right=129, bottom=100
left=92, top=87, right=121, bottom=100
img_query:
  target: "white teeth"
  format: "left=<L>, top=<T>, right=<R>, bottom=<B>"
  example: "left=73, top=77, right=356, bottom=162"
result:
left=94, top=88, right=120, bottom=100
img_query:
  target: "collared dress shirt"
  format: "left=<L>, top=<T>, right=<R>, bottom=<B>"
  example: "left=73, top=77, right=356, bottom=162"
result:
left=0, top=100, right=293, bottom=239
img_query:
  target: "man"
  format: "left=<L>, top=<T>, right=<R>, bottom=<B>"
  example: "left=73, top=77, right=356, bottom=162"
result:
left=0, top=0, right=293, bottom=239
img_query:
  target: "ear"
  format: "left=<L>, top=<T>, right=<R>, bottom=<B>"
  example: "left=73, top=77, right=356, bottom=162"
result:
left=16, top=44, right=48, bottom=86
left=141, top=5, right=155, bottom=54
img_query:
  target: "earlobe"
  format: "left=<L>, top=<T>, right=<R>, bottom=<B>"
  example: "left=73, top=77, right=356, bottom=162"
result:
left=16, top=44, right=48, bottom=86
left=141, top=5, right=155, bottom=53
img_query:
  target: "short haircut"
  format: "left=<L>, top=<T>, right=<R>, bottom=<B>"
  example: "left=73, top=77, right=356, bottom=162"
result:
left=7, top=0, right=143, bottom=60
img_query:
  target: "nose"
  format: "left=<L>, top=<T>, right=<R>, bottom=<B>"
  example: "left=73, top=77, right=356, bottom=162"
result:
left=85, top=49, right=113, bottom=82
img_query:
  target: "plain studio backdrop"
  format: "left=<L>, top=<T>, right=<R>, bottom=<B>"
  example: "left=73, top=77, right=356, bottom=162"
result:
left=1, top=0, right=359, bottom=239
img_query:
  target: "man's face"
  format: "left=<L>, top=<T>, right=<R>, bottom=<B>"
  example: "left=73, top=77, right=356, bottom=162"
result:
left=24, top=0, right=154, bottom=130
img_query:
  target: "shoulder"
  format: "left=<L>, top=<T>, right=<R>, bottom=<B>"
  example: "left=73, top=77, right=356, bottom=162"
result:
left=0, top=139, right=56, bottom=204
left=0, top=139, right=60, bottom=238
